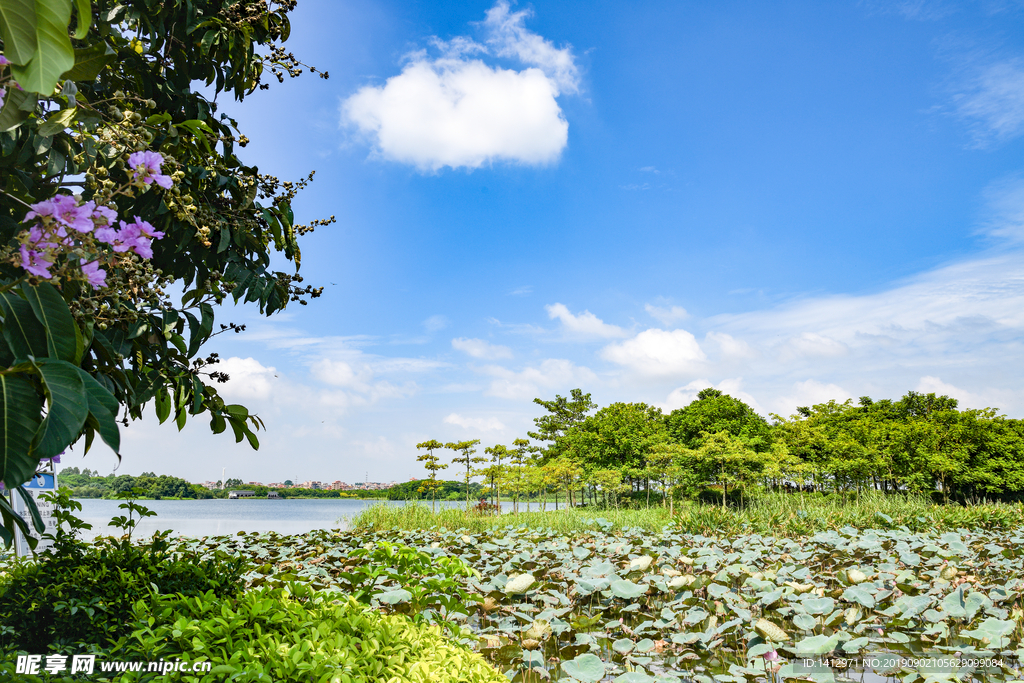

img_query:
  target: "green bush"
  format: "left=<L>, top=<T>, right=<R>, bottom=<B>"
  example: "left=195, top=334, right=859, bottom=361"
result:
left=0, top=492, right=249, bottom=653
left=110, top=584, right=505, bottom=683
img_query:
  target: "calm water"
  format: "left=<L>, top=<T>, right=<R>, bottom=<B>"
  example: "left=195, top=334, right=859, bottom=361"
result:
left=74, top=498, right=551, bottom=540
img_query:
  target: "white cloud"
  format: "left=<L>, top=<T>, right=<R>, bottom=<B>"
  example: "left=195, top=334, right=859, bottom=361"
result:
left=483, top=358, right=597, bottom=400
left=980, top=176, right=1024, bottom=241
left=423, top=315, right=449, bottom=332
left=509, top=285, right=533, bottom=296
left=600, top=328, right=707, bottom=377
left=779, top=332, right=849, bottom=360
left=952, top=57, right=1024, bottom=145
left=217, top=357, right=278, bottom=401
left=705, top=331, right=757, bottom=360
left=645, top=303, right=689, bottom=325
left=773, top=380, right=854, bottom=417
left=546, top=303, right=627, bottom=339
left=341, top=2, right=577, bottom=171
left=482, top=1, right=580, bottom=94
left=444, top=413, right=507, bottom=432
left=452, top=337, right=513, bottom=359
left=658, top=378, right=764, bottom=415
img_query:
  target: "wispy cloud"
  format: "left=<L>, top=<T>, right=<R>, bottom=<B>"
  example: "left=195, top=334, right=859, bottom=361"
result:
left=546, top=303, right=628, bottom=339
left=341, top=1, right=578, bottom=171
left=951, top=57, right=1024, bottom=146
left=452, top=337, right=514, bottom=359
left=444, top=412, right=507, bottom=432
left=645, top=303, right=689, bottom=326
left=509, top=285, right=533, bottom=296
left=482, top=358, right=597, bottom=400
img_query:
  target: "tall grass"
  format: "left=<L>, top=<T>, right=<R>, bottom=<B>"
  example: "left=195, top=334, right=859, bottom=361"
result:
left=348, top=492, right=1024, bottom=537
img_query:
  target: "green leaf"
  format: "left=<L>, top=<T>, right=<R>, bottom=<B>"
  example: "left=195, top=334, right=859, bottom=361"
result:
left=0, top=0, right=38, bottom=64
left=610, top=579, right=647, bottom=599
left=24, top=282, right=78, bottom=362
left=561, top=653, right=605, bottom=683
left=71, top=0, right=90, bottom=39
left=30, top=358, right=88, bottom=459
left=375, top=589, right=412, bottom=604
left=14, top=485, right=44, bottom=533
left=9, top=0, right=75, bottom=95
left=0, top=492, right=34, bottom=549
left=0, top=373, right=42, bottom=487
left=78, top=368, right=119, bottom=454
left=0, top=289, right=48, bottom=359
left=793, top=634, right=839, bottom=656
left=0, top=87, right=35, bottom=132
left=154, top=387, right=171, bottom=424
left=36, top=104, right=76, bottom=137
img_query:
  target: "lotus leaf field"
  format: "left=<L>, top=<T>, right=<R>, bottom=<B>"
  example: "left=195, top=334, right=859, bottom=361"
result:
left=158, top=521, right=1024, bottom=683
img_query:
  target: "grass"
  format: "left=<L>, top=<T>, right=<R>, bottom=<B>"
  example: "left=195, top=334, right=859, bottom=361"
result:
left=349, top=491, right=1024, bottom=537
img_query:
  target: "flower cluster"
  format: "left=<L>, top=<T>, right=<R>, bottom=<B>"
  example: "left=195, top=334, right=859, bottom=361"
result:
left=16, top=152, right=172, bottom=286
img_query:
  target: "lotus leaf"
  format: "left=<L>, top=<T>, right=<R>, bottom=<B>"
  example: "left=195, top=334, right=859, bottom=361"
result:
left=561, top=653, right=606, bottom=683
left=375, top=588, right=412, bottom=604
left=629, top=555, right=654, bottom=572
left=505, top=573, right=536, bottom=595
left=793, top=633, right=840, bottom=655
left=615, top=673, right=655, bottom=683
left=613, top=638, right=635, bottom=654
left=803, top=597, right=835, bottom=615
left=842, top=636, right=870, bottom=652
left=635, top=638, right=656, bottom=653
left=611, top=579, right=648, bottom=599
left=842, top=586, right=875, bottom=609
left=754, top=618, right=787, bottom=642
left=793, top=613, right=817, bottom=631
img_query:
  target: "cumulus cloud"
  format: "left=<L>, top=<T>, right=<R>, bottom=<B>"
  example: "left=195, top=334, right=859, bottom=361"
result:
left=452, top=337, right=513, bottom=359
left=773, top=380, right=854, bottom=417
left=483, top=358, right=597, bottom=400
left=444, top=413, right=507, bottom=432
left=600, top=328, right=707, bottom=377
left=658, top=378, right=765, bottom=415
left=952, top=57, right=1024, bottom=146
left=704, top=331, right=757, bottom=360
left=341, top=1, right=578, bottom=171
left=218, top=357, right=278, bottom=401
left=645, top=303, right=689, bottom=326
left=546, top=303, right=627, bottom=339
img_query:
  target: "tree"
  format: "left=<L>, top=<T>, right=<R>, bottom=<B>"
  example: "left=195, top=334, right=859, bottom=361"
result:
left=507, top=438, right=533, bottom=513
left=528, top=389, right=596, bottom=462
left=666, top=389, right=772, bottom=451
left=0, top=0, right=332, bottom=546
left=445, top=439, right=484, bottom=508
left=415, top=439, right=447, bottom=512
left=482, top=444, right=508, bottom=510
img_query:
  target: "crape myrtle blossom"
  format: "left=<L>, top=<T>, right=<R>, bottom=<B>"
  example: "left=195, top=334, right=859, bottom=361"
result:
left=16, top=150, right=173, bottom=285
left=127, top=150, right=173, bottom=189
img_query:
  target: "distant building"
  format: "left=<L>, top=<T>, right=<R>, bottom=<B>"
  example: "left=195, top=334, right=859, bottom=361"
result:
left=267, top=491, right=281, bottom=499
left=228, top=491, right=254, bottom=499
left=247, top=481, right=264, bottom=487
left=268, top=482, right=286, bottom=489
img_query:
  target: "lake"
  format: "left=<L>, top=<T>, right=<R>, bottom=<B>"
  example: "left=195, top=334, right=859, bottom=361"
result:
left=74, top=498, right=550, bottom=540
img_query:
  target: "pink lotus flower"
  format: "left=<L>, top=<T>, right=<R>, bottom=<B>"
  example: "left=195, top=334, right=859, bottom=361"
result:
left=763, top=650, right=779, bottom=662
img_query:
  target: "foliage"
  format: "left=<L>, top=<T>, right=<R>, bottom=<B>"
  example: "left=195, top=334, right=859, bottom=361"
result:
left=446, top=438, right=485, bottom=508
left=527, top=388, right=597, bottom=462
left=58, top=467, right=202, bottom=498
left=416, top=438, right=447, bottom=512
left=0, top=488, right=248, bottom=652
left=666, top=387, right=772, bottom=450
left=0, top=0, right=332, bottom=544
left=111, top=586, right=505, bottom=683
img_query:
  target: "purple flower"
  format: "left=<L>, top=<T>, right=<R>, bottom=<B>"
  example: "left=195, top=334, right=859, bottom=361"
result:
left=91, top=204, right=117, bottom=229
left=113, top=217, right=165, bottom=258
left=24, top=195, right=93, bottom=233
left=81, top=260, right=107, bottom=288
left=0, top=55, right=9, bottom=67
left=128, top=150, right=173, bottom=189
left=20, top=244, right=53, bottom=278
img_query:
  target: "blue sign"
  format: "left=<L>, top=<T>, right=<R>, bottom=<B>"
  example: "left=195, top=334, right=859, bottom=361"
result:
left=22, top=473, right=55, bottom=490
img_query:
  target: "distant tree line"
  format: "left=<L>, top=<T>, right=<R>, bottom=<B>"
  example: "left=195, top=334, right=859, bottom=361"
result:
left=57, top=469, right=210, bottom=500
left=416, top=388, right=1024, bottom=510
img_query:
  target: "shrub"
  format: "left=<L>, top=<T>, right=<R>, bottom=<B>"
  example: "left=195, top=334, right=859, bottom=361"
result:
left=0, top=492, right=249, bottom=653
left=111, top=584, right=506, bottom=683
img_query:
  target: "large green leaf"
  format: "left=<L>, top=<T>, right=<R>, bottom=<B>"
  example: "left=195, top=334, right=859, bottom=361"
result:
left=14, top=484, right=44, bottom=533
left=60, top=42, right=115, bottom=82
left=561, top=654, right=605, bottom=683
left=0, top=290, right=48, bottom=359
left=0, top=491, right=35, bottom=549
left=9, top=0, right=75, bottom=95
left=0, top=372, right=42, bottom=487
left=70, top=0, right=89, bottom=39
left=23, top=282, right=79, bottom=362
left=78, top=368, right=119, bottom=454
left=0, top=87, right=35, bottom=132
left=30, top=358, right=87, bottom=458
left=0, top=0, right=37, bottom=64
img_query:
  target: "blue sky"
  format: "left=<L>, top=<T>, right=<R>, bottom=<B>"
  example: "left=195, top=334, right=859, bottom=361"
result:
left=76, top=0, right=1024, bottom=484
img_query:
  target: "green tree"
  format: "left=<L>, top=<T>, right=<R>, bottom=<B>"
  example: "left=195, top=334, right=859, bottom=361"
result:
left=415, top=439, right=447, bottom=512
left=482, top=444, right=508, bottom=510
left=0, top=0, right=331, bottom=546
left=666, top=389, right=772, bottom=450
left=445, top=439, right=484, bottom=508
left=528, top=389, right=597, bottom=462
